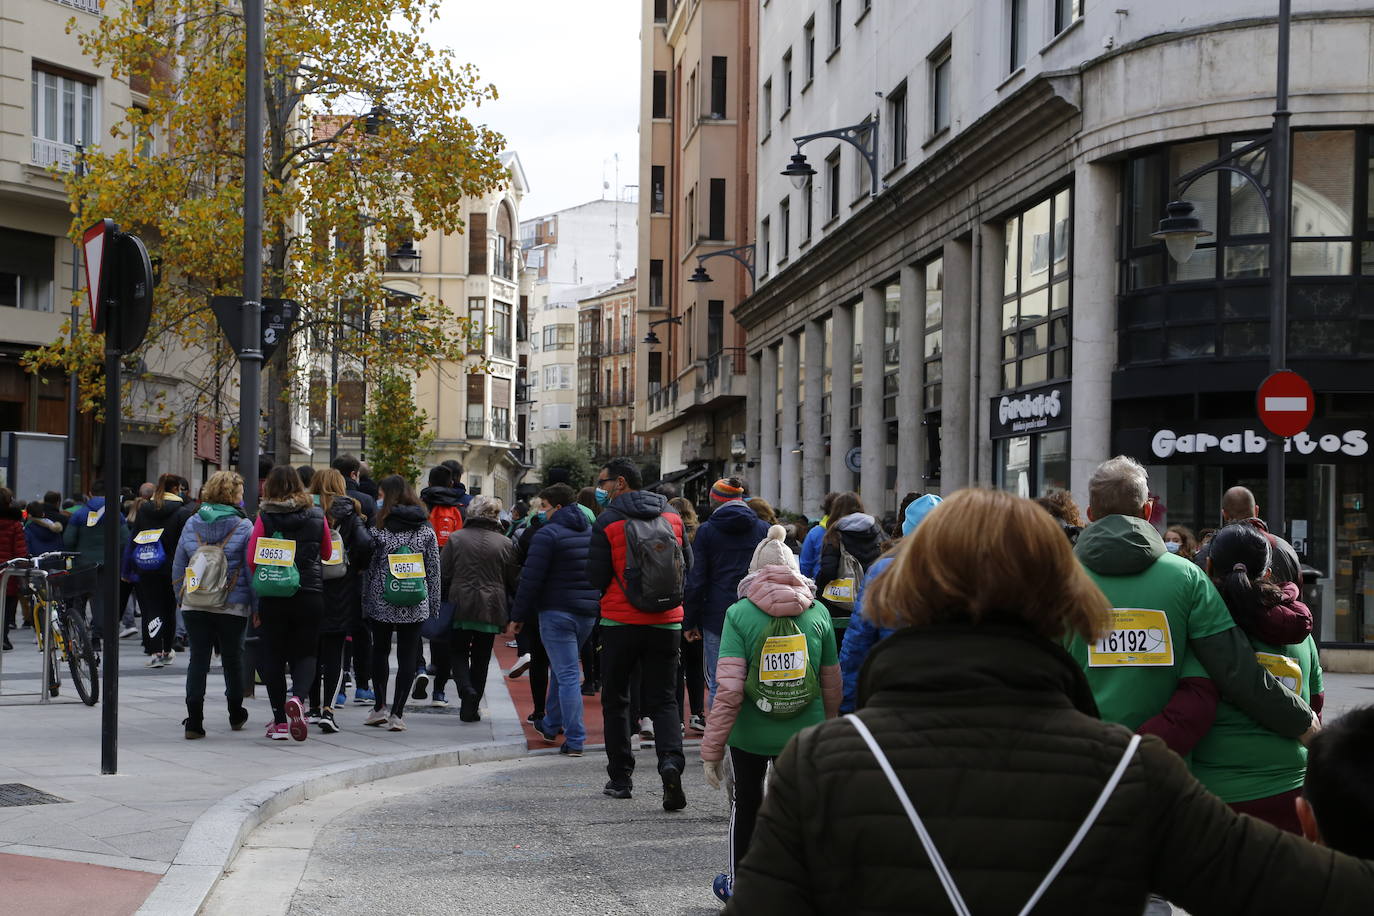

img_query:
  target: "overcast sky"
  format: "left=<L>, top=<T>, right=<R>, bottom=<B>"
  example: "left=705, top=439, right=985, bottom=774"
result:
left=431, top=0, right=641, bottom=220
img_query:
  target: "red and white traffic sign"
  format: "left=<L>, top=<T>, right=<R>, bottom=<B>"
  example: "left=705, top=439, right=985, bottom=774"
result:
left=1256, top=370, right=1315, bottom=438
left=83, top=219, right=116, bottom=332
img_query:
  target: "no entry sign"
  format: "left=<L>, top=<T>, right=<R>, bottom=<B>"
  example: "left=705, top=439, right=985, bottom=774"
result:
left=1257, top=370, right=1315, bottom=438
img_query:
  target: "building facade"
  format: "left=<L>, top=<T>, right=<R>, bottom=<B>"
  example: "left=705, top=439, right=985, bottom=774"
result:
left=635, top=0, right=757, bottom=503
left=739, top=1, right=1374, bottom=663
left=577, top=276, right=652, bottom=460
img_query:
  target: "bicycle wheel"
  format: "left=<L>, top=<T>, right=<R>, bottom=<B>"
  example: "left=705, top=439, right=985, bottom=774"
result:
left=60, top=612, right=99, bottom=706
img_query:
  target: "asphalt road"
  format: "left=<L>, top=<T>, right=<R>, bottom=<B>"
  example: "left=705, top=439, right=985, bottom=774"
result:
left=285, top=750, right=731, bottom=916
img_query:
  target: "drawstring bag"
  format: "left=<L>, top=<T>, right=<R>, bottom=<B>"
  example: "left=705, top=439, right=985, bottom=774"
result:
left=252, top=531, right=300, bottom=597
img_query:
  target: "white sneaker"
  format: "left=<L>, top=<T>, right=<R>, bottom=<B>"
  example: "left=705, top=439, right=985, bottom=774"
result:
left=508, top=654, right=532, bottom=678
left=364, top=708, right=390, bottom=727
left=144, top=654, right=165, bottom=668
left=387, top=715, right=407, bottom=732
left=639, top=717, right=655, bottom=739
left=120, top=626, right=139, bottom=639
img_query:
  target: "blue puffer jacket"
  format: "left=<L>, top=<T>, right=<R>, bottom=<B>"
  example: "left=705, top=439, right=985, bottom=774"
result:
left=171, top=504, right=254, bottom=613
left=510, top=504, right=600, bottom=622
left=683, top=500, right=770, bottom=634
left=799, top=519, right=826, bottom=579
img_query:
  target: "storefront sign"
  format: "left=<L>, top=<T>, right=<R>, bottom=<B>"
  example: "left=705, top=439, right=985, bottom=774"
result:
left=990, top=382, right=1071, bottom=438
left=1116, top=423, right=1370, bottom=463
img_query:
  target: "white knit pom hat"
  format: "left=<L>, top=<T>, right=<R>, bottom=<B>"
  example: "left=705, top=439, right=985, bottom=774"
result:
left=749, top=524, right=799, bottom=574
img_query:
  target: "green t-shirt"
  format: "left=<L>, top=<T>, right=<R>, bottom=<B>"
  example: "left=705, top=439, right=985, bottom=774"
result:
left=1066, top=552, right=1235, bottom=731
left=455, top=619, right=501, bottom=634
left=718, top=596, right=837, bottom=757
left=1186, top=634, right=1322, bottom=802
left=599, top=617, right=682, bottom=631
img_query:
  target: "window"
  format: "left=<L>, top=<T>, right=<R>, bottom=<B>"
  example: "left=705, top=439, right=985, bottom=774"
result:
left=0, top=228, right=54, bottom=312
left=467, top=297, right=485, bottom=352
left=686, top=66, right=698, bottom=125
left=132, top=105, right=154, bottom=159
left=1009, top=0, right=1029, bottom=73
left=826, top=149, right=841, bottom=222
left=31, top=66, right=96, bottom=170
left=853, top=117, right=871, bottom=200
left=542, top=364, right=573, bottom=389
left=779, top=197, right=791, bottom=263
left=649, top=259, right=664, bottom=310
left=541, top=323, right=575, bottom=350
left=685, top=184, right=697, bottom=244
left=1055, top=0, right=1083, bottom=34
left=492, top=300, right=512, bottom=358
left=804, top=17, right=816, bottom=84
left=467, top=374, right=487, bottom=438
left=707, top=299, right=724, bottom=354
left=651, top=165, right=666, bottom=213
left=541, top=403, right=573, bottom=430
left=924, top=256, right=944, bottom=480
left=760, top=217, right=771, bottom=277
left=708, top=178, right=726, bottom=240
left=802, top=175, right=814, bottom=241
left=468, top=211, right=487, bottom=274
left=653, top=0, right=667, bottom=21
left=710, top=56, right=727, bottom=118
left=762, top=78, right=772, bottom=133
left=648, top=351, right=663, bottom=388
left=1001, top=188, right=1072, bottom=390
left=782, top=49, right=792, bottom=116
left=931, top=43, right=952, bottom=135
left=652, top=70, right=668, bottom=119
left=830, top=0, right=843, bottom=52
left=888, top=82, right=908, bottom=168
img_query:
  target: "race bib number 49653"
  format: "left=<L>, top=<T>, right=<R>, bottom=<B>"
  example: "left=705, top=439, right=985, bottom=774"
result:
left=1087, top=609, right=1174, bottom=668
left=253, top=537, right=296, bottom=567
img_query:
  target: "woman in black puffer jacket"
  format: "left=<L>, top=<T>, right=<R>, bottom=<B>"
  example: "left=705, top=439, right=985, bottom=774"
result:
left=130, top=474, right=197, bottom=667
left=726, top=489, right=1374, bottom=916
left=308, top=469, right=373, bottom=733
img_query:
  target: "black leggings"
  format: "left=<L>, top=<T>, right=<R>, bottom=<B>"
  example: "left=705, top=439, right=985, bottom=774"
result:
left=678, top=636, right=705, bottom=719
left=369, top=619, right=421, bottom=718
left=430, top=632, right=452, bottom=694
left=452, top=628, right=496, bottom=701
left=309, top=631, right=347, bottom=712
left=258, top=593, right=322, bottom=724
left=135, top=575, right=177, bottom=655
left=516, top=618, right=549, bottom=715
left=730, top=747, right=774, bottom=878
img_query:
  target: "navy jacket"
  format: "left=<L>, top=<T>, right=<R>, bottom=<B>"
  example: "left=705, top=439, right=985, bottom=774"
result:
left=683, top=500, right=770, bottom=634
left=510, top=504, right=600, bottom=622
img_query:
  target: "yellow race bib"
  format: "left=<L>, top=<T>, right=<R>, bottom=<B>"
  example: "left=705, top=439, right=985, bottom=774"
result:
left=134, top=528, right=164, bottom=544
left=821, top=578, right=855, bottom=603
left=322, top=534, right=345, bottom=566
left=86, top=506, right=104, bottom=527
left=253, top=537, right=296, bottom=567
left=184, top=566, right=200, bottom=593
left=759, top=632, right=808, bottom=683
left=388, top=553, right=425, bottom=578
left=1255, top=651, right=1303, bottom=695
left=1087, top=609, right=1174, bottom=667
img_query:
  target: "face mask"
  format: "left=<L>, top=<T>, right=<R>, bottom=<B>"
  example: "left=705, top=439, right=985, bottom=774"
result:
left=595, top=487, right=611, bottom=507
left=1164, top=541, right=1181, bottom=554
left=535, top=510, right=546, bottom=523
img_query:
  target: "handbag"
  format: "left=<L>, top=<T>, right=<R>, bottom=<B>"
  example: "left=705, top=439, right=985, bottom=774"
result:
left=421, top=600, right=455, bottom=640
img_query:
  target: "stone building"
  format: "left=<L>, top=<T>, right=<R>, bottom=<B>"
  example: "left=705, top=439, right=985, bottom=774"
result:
left=576, top=276, right=652, bottom=460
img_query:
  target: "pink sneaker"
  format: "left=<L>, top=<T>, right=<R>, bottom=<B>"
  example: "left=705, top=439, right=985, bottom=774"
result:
left=285, top=697, right=308, bottom=742
left=265, top=722, right=289, bottom=740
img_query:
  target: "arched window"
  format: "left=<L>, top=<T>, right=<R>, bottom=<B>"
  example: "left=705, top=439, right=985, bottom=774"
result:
left=495, top=202, right=515, bottom=280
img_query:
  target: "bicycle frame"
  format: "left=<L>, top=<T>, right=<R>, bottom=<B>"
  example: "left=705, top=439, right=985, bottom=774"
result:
left=0, top=567, right=57, bottom=704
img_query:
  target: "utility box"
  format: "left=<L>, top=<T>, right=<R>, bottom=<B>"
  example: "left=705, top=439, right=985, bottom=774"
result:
left=1, top=432, right=68, bottom=502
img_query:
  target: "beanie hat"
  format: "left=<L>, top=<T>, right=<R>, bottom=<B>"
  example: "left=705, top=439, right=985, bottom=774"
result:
left=710, top=478, right=745, bottom=503
left=749, top=524, right=799, bottom=574
left=902, top=493, right=943, bottom=537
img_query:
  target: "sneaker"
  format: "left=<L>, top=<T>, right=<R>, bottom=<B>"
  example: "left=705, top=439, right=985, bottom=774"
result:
left=306, top=710, right=322, bottom=725
left=284, top=696, right=308, bottom=742
left=182, top=718, right=206, bottom=740
left=387, top=715, right=407, bottom=732
left=1, top=637, right=11, bottom=651
left=317, top=709, right=340, bottom=734
left=526, top=711, right=545, bottom=724
left=119, top=625, right=139, bottom=639
left=265, top=722, right=290, bottom=740
left=364, top=708, right=390, bottom=727
left=639, top=717, right=655, bottom=739
left=661, top=763, right=687, bottom=812
left=229, top=706, right=249, bottom=731
left=712, top=873, right=733, bottom=902
left=431, top=690, right=448, bottom=707
left=335, top=690, right=348, bottom=707
left=353, top=688, right=376, bottom=706
left=559, top=744, right=584, bottom=757
left=603, top=780, right=632, bottom=800
left=689, top=714, right=706, bottom=732
left=144, top=654, right=166, bottom=668
left=159, top=651, right=175, bottom=666
left=534, top=720, right=561, bottom=742
left=509, top=654, right=532, bottom=678
left=342, top=671, right=354, bottom=689
left=411, top=670, right=430, bottom=700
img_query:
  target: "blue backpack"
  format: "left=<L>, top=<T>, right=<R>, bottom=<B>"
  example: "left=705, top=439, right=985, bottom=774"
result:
left=132, top=528, right=168, bottom=572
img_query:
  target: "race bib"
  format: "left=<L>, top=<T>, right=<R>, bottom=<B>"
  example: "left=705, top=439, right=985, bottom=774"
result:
left=322, top=534, right=345, bottom=566
left=1087, top=609, right=1174, bottom=667
left=759, top=633, right=808, bottom=683
left=388, top=553, right=425, bottom=578
left=184, top=566, right=201, bottom=593
left=134, top=528, right=164, bottom=544
left=253, top=537, right=296, bottom=567
left=821, top=578, right=855, bottom=603
left=1256, top=651, right=1303, bottom=696
left=87, top=506, right=104, bottom=527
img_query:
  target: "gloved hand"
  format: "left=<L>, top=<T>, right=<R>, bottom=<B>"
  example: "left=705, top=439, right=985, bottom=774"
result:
left=703, top=758, right=725, bottom=790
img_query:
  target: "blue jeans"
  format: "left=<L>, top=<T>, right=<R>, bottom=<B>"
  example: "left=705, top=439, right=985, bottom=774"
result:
left=703, top=627, right=722, bottom=705
left=539, top=611, right=595, bottom=749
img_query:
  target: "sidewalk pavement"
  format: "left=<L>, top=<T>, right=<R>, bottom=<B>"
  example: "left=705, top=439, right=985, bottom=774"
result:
left=0, top=627, right=527, bottom=916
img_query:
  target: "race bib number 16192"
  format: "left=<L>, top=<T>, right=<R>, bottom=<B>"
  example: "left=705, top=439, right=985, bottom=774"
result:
left=1087, top=609, right=1174, bottom=668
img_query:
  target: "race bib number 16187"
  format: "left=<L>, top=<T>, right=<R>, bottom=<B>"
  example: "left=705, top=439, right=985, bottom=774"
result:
left=1087, top=609, right=1174, bottom=668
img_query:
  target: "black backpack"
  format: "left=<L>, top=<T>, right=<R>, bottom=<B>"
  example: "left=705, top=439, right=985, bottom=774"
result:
left=617, top=515, right=685, bottom=613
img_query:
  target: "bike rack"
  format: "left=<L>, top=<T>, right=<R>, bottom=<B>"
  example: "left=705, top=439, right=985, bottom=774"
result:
left=0, top=568, right=56, bottom=704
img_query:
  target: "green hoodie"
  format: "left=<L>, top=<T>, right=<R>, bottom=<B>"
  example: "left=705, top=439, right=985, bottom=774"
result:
left=197, top=503, right=243, bottom=524
left=1066, top=514, right=1234, bottom=731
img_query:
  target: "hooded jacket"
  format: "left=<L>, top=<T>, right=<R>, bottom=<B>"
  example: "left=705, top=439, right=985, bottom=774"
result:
left=587, top=489, right=693, bottom=625
left=362, top=504, right=440, bottom=624
left=683, top=500, right=770, bottom=634
left=319, top=494, right=373, bottom=632
left=815, top=512, right=886, bottom=596
left=419, top=485, right=465, bottom=511
left=700, top=565, right=840, bottom=762
left=172, top=503, right=254, bottom=613
left=510, top=504, right=599, bottom=622
left=63, top=497, right=129, bottom=569
left=1068, top=514, right=1314, bottom=751
left=23, top=514, right=64, bottom=559
left=130, top=495, right=197, bottom=577
left=440, top=515, right=519, bottom=629
left=0, top=506, right=27, bottom=597
left=724, top=624, right=1374, bottom=916
left=798, top=518, right=827, bottom=579
left=248, top=495, right=331, bottom=594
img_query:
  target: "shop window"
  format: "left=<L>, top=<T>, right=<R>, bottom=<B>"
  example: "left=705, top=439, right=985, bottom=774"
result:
left=1001, top=188, right=1071, bottom=392
left=0, top=228, right=55, bottom=312
left=995, top=431, right=1069, bottom=498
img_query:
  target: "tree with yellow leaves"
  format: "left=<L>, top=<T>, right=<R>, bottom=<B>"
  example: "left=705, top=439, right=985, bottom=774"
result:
left=26, top=0, right=509, bottom=456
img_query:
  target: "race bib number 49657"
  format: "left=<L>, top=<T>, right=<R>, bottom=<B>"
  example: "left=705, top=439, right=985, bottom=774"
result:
left=1087, top=609, right=1174, bottom=668
left=388, top=553, right=425, bottom=578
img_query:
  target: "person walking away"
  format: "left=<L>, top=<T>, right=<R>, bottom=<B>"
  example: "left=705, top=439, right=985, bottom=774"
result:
left=21, top=500, right=64, bottom=634
left=588, top=458, right=693, bottom=809
left=361, top=475, right=440, bottom=731
left=248, top=466, right=332, bottom=741
left=307, top=469, right=373, bottom=733
left=416, top=464, right=466, bottom=705
left=1196, top=485, right=1301, bottom=586
left=798, top=492, right=836, bottom=580
left=701, top=525, right=839, bottom=903
left=0, top=489, right=28, bottom=650
left=172, top=471, right=253, bottom=738
left=510, top=484, right=599, bottom=753
left=1299, top=704, right=1374, bottom=860
left=670, top=496, right=705, bottom=730
left=814, top=492, right=887, bottom=655
left=331, top=454, right=376, bottom=707
left=64, top=479, right=129, bottom=648
left=684, top=478, right=769, bottom=707
left=441, top=496, right=518, bottom=722
left=837, top=493, right=941, bottom=713
left=130, top=474, right=196, bottom=668
left=507, top=495, right=551, bottom=726
left=1187, top=523, right=1322, bottom=833
left=724, top=489, right=1374, bottom=916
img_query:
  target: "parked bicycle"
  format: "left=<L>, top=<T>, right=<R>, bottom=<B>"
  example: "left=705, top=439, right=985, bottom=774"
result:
left=1, top=551, right=100, bottom=706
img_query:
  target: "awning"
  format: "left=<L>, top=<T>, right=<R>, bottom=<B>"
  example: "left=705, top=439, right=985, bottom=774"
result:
left=658, top=466, right=707, bottom=486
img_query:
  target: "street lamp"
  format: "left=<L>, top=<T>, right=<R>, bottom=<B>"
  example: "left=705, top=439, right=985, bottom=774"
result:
left=782, top=117, right=882, bottom=198
left=782, top=153, right=815, bottom=190
left=688, top=244, right=757, bottom=291
left=643, top=315, right=682, bottom=346
left=388, top=240, right=421, bottom=272
left=1152, top=0, right=1292, bottom=532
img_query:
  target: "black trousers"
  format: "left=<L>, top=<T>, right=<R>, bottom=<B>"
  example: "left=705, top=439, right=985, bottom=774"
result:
left=369, top=619, right=421, bottom=717
left=452, top=628, right=496, bottom=701
left=183, top=611, right=247, bottom=710
left=258, top=592, right=323, bottom=724
left=678, top=635, right=705, bottom=719
left=516, top=617, right=549, bottom=715
left=135, top=574, right=177, bottom=655
left=347, top=593, right=372, bottom=689
left=729, top=747, right=773, bottom=878
left=580, top=620, right=600, bottom=686
left=309, top=630, right=347, bottom=712
left=600, top=625, right=685, bottom=787
left=429, top=631, right=452, bottom=694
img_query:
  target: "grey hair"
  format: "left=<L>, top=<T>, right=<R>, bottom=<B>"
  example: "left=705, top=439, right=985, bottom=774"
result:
left=1088, top=456, right=1150, bottom=518
left=468, top=495, right=503, bottom=520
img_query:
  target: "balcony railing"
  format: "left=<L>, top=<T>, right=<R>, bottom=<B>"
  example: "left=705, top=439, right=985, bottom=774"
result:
left=31, top=137, right=77, bottom=172
left=648, top=380, right=677, bottom=415
left=492, top=417, right=511, bottom=441
left=605, top=338, right=633, bottom=356
left=494, top=256, right=514, bottom=280
left=579, top=339, right=601, bottom=358
left=50, top=0, right=101, bottom=15
left=704, top=347, right=747, bottom=383
left=492, top=336, right=512, bottom=359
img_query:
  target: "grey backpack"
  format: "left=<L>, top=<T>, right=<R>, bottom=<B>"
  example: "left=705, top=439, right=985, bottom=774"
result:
left=181, top=528, right=239, bottom=610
